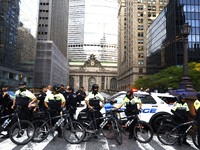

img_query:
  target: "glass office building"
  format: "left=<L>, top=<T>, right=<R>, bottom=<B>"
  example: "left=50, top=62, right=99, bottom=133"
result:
left=146, top=0, right=200, bottom=74
left=68, top=0, right=118, bottom=62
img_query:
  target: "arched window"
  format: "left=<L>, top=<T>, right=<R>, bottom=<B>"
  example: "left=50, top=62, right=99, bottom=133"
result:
left=69, top=76, right=74, bottom=88
left=88, top=77, right=96, bottom=91
left=110, top=78, right=117, bottom=90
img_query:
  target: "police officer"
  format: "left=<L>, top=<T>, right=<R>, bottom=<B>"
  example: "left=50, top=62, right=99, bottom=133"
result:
left=36, top=85, right=47, bottom=111
left=65, top=87, right=77, bottom=120
left=0, top=84, right=10, bottom=115
left=85, top=84, right=105, bottom=128
left=44, top=84, right=65, bottom=138
left=60, top=84, right=66, bottom=95
left=12, top=81, right=37, bottom=117
left=171, top=94, right=194, bottom=146
left=76, top=87, right=86, bottom=106
left=118, top=89, right=142, bottom=139
left=194, top=93, right=200, bottom=146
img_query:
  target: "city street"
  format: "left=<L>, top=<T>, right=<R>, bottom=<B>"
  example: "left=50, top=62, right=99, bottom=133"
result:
left=0, top=131, right=198, bottom=150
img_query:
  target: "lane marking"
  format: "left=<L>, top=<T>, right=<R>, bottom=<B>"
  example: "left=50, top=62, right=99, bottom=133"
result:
left=21, top=133, right=58, bottom=150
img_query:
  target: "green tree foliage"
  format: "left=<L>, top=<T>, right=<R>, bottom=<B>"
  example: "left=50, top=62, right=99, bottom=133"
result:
left=134, top=62, right=200, bottom=92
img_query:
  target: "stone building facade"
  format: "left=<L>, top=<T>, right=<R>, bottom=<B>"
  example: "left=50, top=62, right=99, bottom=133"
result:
left=69, top=54, right=117, bottom=93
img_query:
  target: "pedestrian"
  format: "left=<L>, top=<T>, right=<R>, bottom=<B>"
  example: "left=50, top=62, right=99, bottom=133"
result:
left=118, top=89, right=142, bottom=139
left=46, top=85, right=52, bottom=95
left=65, top=87, right=77, bottom=120
left=44, top=84, right=65, bottom=138
left=171, top=94, right=194, bottom=146
left=76, top=87, right=86, bottom=106
left=194, top=93, right=200, bottom=146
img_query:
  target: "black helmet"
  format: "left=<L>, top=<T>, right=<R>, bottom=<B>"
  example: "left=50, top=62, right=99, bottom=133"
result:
left=18, top=81, right=26, bottom=85
left=178, top=94, right=187, bottom=103
left=53, top=84, right=60, bottom=91
left=92, top=84, right=99, bottom=91
left=18, top=81, right=26, bottom=91
left=126, top=89, right=133, bottom=95
left=197, top=93, right=200, bottom=100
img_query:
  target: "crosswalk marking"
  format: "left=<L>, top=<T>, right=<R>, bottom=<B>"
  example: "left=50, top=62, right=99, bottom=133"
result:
left=0, top=134, right=198, bottom=150
left=152, top=136, right=176, bottom=150
left=0, top=138, right=17, bottom=150
left=21, top=133, right=58, bottom=150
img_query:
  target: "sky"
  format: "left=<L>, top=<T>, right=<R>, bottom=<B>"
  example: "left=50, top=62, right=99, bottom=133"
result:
left=19, top=0, right=39, bottom=37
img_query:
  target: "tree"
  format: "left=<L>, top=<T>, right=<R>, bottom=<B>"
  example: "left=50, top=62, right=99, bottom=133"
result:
left=134, top=62, right=200, bottom=92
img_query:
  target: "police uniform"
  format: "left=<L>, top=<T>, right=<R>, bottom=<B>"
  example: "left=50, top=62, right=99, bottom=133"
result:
left=171, top=101, right=190, bottom=121
left=122, top=96, right=141, bottom=138
left=66, top=92, right=77, bottom=120
left=76, top=90, right=86, bottom=104
left=44, top=93, right=65, bottom=136
left=85, top=92, right=104, bottom=127
left=85, top=92, right=104, bottom=110
left=37, top=92, right=47, bottom=110
left=171, top=101, right=193, bottom=145
left=14, top=89, right=35, bottom=120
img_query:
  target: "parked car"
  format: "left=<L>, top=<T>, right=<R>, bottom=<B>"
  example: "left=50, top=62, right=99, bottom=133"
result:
left=103, top=91, right=178, bottom=132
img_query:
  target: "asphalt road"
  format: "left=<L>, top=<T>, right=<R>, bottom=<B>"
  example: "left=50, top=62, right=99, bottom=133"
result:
left=0, top=131, right=198, bottom=150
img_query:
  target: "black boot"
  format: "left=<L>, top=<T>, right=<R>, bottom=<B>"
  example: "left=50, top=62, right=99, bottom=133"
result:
left=182, top=140, right=190, bottom=146
left=128, top=135, right=133, bottom=139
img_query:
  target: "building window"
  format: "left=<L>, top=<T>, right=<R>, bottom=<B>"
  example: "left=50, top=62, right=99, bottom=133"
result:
left=138, top=12, right=143, bottom=17
left=138, top=32, right=143, bottom=37
left=138, top=0, right=143, bottom=3
left=138, top=39, right=144, bottom=44
left=148, top=12, right=151, bottom=17
left=139, top=68, right=143, bottom=73
left=138, top=5, right=143, bottom=10
left=152, top=6, right=156, bottom=11
left=138, top=53, right=144, bottom=58
left=153, top=12, right=156, bottom=17
left=159, top=6, right=164, bottom=11
left=138, top=60, right=144, bottom=65
left=138, top=19, right=143, bottom=23
left=148, top=6, right=151, bottom=10
left=138, top=46, right=144, bottom=51
left=148, top=19, right=153, bottom=24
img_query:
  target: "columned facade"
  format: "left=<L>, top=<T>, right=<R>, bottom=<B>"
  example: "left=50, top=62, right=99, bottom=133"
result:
left=69, top=54, right=117, bottom=93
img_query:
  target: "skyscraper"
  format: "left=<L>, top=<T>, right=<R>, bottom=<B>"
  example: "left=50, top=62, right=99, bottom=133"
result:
left=37, top=0, right=69, bottom=58
left=34, top=0, right=69, bottom=87
left=68, top=0, right=118, bottom=62
left=117, top=0, right=169, bottom=90
left=146, top=0, right=200, bottom=74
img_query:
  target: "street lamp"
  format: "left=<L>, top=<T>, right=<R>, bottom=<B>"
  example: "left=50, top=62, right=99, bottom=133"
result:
left=178, top=23, right=195, bottom=91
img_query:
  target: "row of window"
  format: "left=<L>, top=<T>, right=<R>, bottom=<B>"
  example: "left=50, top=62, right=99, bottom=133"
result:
left=39, top=17, right=48, bottom=20
left=40, top=3, right=49, bottom=5
left=38, top=32, right=47, bottom=35
left=68, top=44, right=117, bottom=48
left=38, top=24, right=48, bottom=27
left=39, top=10, right=49, bottom=13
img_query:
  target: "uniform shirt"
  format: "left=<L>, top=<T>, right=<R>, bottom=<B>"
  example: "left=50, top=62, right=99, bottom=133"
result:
left=66, top=92, right=77, bottom=110
left=76, top=90, right=86, bottom=101
left=14, top=90, right=35, bottom=100
left=172, top=102, right=189, bottom=112
left=122, top=96, right=141, bottom=106
left=37, top=92, right=47, bottom=109
left=194, top=100, right=200, bottom=110
left=85, top=92, right=104, bottom=102
left=44, top=93, right=65, bottom=103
